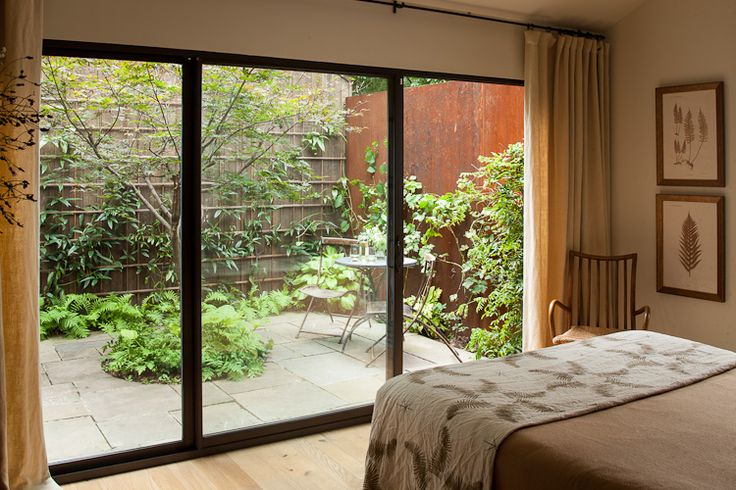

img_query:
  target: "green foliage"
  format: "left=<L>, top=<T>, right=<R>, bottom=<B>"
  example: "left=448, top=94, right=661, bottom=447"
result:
left=405, top=286, right=463, bottom=339
left=459, top=143, right=524, bottom=352
left=40, top=293, right=142, bottom=340
left=287, top=247, right=365, bottom=312
left=335, top=142, right=524, bottom=356
left=40, top=57, right=348, bottom=292
left=41, top=288, right=293, bottom=383
left=200, top=303, right=272, bottom=381
left=466, top=323, right=521, bottom=360
left=351, top=77, right=447, bottom=96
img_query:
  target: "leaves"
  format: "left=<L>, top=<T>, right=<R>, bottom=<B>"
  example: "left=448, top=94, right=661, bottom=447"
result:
left=1, top=52, right=48, bottom=230
left=684, top=109, right=695, bottom=144
left=698, top=108, right=708, bottom=143
left=41, top=57, right=348, bottom=290
left=679, top=212, right=702, bottom=276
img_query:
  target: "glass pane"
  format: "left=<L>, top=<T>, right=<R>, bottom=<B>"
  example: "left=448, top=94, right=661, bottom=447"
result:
left=39, top=57, right=183, bottom=462
left=401, top=77, right=525, bottom=369
left=200, top=67, right=389, bottom=434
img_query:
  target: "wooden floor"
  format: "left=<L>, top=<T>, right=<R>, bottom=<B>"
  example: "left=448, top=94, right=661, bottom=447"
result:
left=63, top=424, right=371, bottom=490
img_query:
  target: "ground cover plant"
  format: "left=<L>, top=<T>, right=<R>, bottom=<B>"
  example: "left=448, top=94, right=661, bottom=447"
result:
left=40, top=288, right=291, bottom=382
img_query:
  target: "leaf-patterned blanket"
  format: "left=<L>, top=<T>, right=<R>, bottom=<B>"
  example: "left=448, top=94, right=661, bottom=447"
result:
left=364, top=331, right=736, bottom=490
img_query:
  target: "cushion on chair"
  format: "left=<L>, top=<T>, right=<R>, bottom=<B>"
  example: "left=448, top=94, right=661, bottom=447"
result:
left=552, top=325, right=617, bottom=345
left=298, top=285, right=347, bottom=299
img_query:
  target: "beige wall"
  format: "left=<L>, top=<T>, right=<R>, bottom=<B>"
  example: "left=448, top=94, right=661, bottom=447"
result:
left=609, top=0, right=736, bottom=350
left=43, top=0, right=524, bottom=80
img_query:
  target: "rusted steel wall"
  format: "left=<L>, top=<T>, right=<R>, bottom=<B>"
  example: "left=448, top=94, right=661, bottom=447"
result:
left=345, top=81, right=524, bottom=332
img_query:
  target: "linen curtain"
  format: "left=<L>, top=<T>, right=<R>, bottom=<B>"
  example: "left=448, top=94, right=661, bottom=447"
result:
left=0, top=1, right=57, bottom=488
left=522, top=30, right=611, bottom=351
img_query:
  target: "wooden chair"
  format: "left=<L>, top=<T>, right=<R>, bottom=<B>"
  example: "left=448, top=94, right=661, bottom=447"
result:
left=296, top=236, right=359, bottom=339
left=548, top=251, right=651, bottom=345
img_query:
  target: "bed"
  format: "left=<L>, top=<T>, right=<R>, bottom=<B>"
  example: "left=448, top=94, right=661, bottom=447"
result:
left=364, top=330, right=736, bottom=490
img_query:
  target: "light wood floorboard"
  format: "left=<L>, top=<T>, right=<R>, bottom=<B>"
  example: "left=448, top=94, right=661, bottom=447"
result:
left=63, top=424, right=371, bottom=490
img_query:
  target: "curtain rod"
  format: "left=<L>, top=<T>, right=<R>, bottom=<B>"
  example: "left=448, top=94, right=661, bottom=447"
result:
left=357, top=0, right=606, bottom=41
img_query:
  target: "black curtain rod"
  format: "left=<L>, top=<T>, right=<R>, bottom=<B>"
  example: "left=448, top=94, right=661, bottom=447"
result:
left=357, top=0, right=606, bottom=41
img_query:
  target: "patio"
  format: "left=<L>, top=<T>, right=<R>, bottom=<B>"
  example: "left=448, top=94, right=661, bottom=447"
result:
left=40, top=311, right=473, bottom=463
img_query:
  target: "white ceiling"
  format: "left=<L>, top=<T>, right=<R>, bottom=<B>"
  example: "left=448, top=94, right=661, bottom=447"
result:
left=404, top=0, right=647, bottom=32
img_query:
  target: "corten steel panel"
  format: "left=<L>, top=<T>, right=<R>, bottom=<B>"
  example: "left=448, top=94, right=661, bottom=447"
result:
left=345, top=90, right=389, bottom=214
left=345, top=81, right=523, bottom=333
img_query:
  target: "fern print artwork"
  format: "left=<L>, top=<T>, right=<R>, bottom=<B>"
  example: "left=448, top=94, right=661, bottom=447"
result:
left=657, top=82, right=723, bottom=185
left=657, top=195, right=723, bottom=302
left=678, top=212, right=702, bottom=276
left=671, top=104, right=708, bottom=169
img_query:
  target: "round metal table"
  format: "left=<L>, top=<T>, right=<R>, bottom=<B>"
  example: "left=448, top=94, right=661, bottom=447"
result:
left=335, top=255, right=419, bottom=351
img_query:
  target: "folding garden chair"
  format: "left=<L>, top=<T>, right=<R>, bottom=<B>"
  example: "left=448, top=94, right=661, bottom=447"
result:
left=295, top=236, right=360, bottom=339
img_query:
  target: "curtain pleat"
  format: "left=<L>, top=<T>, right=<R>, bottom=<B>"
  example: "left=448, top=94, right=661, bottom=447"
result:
left=1, top=1, right=58, bottom=488
left=523, top=30, right=611, bottom=351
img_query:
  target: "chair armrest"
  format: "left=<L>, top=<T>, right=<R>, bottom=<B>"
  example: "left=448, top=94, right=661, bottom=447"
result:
left=548, top=299, right=571, bottom=338
left=634, top=305, right=651, bottom=330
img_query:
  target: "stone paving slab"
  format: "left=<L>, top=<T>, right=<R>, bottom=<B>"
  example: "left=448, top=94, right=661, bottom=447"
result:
left=321, top=375, right=386, bottom=405
left=44, top=357, right=103, bottom=385
left=42, top=383, right=89, bottom=422
left=171, top=402, right=263, bottom=435
left=80, top=383, right=181, bottom=421
left=170, top=381, right=233, bottom=407
left=281, top=339, right=335, bottom=356
left=279, top=352, right=384, bottom=387
left=402, top=332, right=476, bottom=364
left=39, top=341, right=61, bottom=363
left=231, top=381, right=346, bottom=423
left=265, top=343, right=303, bottom=362
left=44, top=416, right=111, bottom=462
left=317, top=334, right=382, bottom=364
left=97, top=411, right=181, bottom=449
left=74, top=371, right=137, bottom=393
left=402, top=352, right=437, bottom=372
left=214, top=362, right=303, bottom=395
left=55, top=339, right=107, bottom=361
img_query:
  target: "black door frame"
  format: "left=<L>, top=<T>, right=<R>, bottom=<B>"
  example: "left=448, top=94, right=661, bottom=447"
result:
left=42, top=40, right=522, bottom=484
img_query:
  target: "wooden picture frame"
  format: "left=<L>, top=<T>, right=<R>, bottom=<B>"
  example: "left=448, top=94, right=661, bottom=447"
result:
left=656, top=82, right=724, bottom=187
left=657, top=194, right=724, bottom=302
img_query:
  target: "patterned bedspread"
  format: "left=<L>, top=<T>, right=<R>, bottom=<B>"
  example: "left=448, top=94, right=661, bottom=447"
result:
left=364, top=331, right=736, bottom=490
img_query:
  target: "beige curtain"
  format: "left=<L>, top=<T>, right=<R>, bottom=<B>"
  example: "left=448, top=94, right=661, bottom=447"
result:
left=522, top=30, right=611, bottom=351
left=1, top=1, right=58, bottom=488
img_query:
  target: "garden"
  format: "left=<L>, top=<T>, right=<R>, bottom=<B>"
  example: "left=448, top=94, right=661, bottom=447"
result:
left=35, top=57, right=524, bottom=459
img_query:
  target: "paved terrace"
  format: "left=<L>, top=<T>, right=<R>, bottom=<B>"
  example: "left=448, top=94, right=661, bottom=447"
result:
left=40, top=312, right=473, bottom=462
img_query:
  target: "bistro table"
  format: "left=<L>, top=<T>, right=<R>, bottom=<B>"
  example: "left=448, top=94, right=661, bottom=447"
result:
left=335, top=255, right=418, bottom=349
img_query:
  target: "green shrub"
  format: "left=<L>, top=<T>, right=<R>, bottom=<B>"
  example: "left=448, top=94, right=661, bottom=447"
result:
left=461, top=143, right=524, bottom=357
left=201, top=304, right=271, bottom=381
left=466, top=324, right=522, bottom=360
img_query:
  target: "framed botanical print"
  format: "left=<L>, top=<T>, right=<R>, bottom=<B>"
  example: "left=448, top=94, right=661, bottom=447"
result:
left=657, top=194, right=724, bottom=302
left=656, top=82, right=724, bottom=186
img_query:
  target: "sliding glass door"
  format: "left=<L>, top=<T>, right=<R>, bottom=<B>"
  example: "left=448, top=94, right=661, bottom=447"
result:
left=199, top=64, right=390, bottom=435
left=40, top=56, right=184, bottom=462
